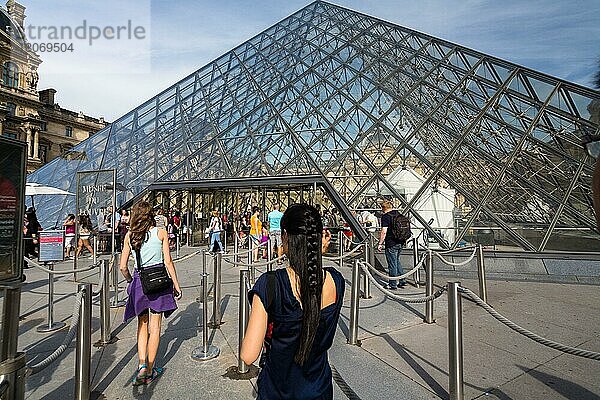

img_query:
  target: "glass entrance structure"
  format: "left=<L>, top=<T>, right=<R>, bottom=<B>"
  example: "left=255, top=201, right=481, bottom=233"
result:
left=27, top=1, right=600, bottom=252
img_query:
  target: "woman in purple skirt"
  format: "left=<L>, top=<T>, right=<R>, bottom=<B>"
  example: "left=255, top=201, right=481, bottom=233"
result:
left=119, top=201, right=183, bottom=385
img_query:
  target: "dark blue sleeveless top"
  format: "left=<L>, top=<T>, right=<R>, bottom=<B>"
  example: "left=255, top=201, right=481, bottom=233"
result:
left=249, top=267, right=345, bottom=400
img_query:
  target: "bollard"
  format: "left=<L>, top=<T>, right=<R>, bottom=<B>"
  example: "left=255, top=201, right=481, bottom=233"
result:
left=95, top=260, right=112, bottom=346
left=191, top=259, right=220, bottom=361
left=412, top=237, right=420, bottom=288
left=92, top=236, right=98, bottom=265
left=211, top=253, right=222, bottom=327
left=110, top=255, right=126, bottom=308
left=424, top=251, right=434, bottom=324
left=37, top=263, right=67, bottom=333
left=448, top=281, right=465, bottom=400
left=0, top=285, right=26, bottom=400
left=238, top=270, right=250, bottom=374
left=476, top=245, right=487, bottom=303
left=176, top=234, right=180, bottom=258
left=75, top=283, right=92, bottom=400
left=348, top=260, right=361, bottom=345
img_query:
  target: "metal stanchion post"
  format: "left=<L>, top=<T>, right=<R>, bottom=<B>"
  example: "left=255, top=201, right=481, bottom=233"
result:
left=424, top=251, right=434, bottom=324
left=223, top=231, right=227, bottom=253
left=0, top=285, right=26, bottom=400
left=348, top=260, right=361, bottom=345
left=37, top=263, right=67, bottom=333
left=248, top=242, right=255, bottom=284
left=361, top=239, right=371, bottom=299
left=92, top=236, right=98, bottom=265
left=110, top=255, right=126, bottom=308
left=234, top=233, right=239, bottom=263
left=238, top=270, right=250, bottom=374
left=191, top=254, right=219, bottom=361
left=338, top=231, right=343, bottom=269
left=412, top=237, right=420, bottom=288
left=95, top=260, right=113, bottom=346
left=476, top=245, right=487, bottom=303
left=448, top=281, right=464, bottom=400
left=75, top=283, right=92, bottom=400
left=211, top=253, right=222, bottom=327
left=267, top=243, right=273, bottom=273
left=368, top=234, right=375, bottom=268
left=176, top=234, right=180, bottom=258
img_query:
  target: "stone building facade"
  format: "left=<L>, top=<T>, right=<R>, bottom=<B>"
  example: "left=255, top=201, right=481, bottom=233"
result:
left=0, top=0, right=108, bottom=172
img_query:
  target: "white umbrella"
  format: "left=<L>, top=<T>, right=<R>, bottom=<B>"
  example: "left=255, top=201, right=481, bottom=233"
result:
left=26, top=182, right=74, bottom=208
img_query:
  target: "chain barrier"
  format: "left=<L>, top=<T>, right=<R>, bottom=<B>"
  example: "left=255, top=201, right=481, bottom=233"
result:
left=360, top=263, right=447, bottom=303
left=323, top=243, right=365, bottom=261
left=361, top=254, right=426, bottom=282
left=432, top=246, right=478, bottom=266
left=26, top=290, right=84, bottom=375
left=459, top=287, right=600, bottom=361
left=24, top=256, right=100, bottom=275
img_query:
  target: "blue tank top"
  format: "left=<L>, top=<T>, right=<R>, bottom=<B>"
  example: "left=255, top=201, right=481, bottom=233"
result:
left=249, top=267, right=345, bottom=399
left=136, top=227, right=163, bottom=268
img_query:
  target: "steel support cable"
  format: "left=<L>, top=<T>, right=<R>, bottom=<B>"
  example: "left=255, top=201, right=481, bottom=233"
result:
left=459, top=287, right=600, bottom=361
left=330, top=363, right=362, bottom=400
left=432, top=246, right=478, bottom=266
left=26, top=290, right=84, bottom=375
left=24, top=257, right=100, bottom=275
left=323, top=244, right=365, bottom=261
left=361, top=254, right=426, bottom=281
left=360, top=264, right=447, bottom=303
left=222, top=254, right=285, bottom=268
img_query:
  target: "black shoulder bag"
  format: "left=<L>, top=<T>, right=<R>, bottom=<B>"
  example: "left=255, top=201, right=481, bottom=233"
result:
left=135, top=247, right=173, bottom=295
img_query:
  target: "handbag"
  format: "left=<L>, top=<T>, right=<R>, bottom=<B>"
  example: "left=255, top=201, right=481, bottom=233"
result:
left=135, top=247, right=172, bottom=295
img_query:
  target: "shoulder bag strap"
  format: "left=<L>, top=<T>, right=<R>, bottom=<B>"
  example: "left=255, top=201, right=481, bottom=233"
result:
left=134, top=247, right=142, bottom=271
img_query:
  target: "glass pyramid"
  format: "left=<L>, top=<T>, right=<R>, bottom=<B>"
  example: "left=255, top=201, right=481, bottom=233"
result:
left=28, top=0, right=600, bottom=252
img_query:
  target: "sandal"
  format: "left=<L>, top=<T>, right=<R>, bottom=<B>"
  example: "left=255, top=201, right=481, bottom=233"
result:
left=132, top=364, right=147, bottom=386
left=145, top=367, right=164, bottom=384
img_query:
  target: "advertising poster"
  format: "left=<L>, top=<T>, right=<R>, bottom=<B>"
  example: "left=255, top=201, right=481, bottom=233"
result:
left=0, top=138, right=26, bottom=281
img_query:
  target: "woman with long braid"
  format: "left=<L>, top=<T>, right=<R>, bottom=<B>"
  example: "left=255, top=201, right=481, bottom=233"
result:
left=241, top=203, right=345, bottom=399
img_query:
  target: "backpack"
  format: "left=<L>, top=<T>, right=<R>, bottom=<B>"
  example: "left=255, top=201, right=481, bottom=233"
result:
left=390, top=212, right=412, bottom=243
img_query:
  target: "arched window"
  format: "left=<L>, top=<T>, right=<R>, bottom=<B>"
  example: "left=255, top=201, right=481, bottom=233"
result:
left=2, top=62, right=19, bottom=88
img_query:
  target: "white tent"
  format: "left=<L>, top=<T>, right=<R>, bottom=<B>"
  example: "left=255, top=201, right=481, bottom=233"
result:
left=368, top=167, right=457, bottom=247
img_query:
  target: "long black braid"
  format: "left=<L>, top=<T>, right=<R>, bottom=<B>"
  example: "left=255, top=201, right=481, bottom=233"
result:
left=281, top=203, right=324, bottom=366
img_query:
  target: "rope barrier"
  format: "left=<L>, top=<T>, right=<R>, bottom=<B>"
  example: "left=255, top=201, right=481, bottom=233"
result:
left=174, top=250, right=201, bottom=262
left=24, top=257, right=101, bottom=275
left=323, top=244, right=365, bottom=261
left=459, top=287, right=600, bottom=361
left=432, top=246, right=478, bottom=266
left=331, top=363, right=362, bottom=400
left=26, top=290, right=84, bottom=375
left=436, top=245, right=477, bottom=255
left=360, top=264, right=447, bottom=303
left=361, top=255, right=426, bottom=282
left=222, top=254, right=285, bottom=268
left=222, top=239, right=270, bottom=258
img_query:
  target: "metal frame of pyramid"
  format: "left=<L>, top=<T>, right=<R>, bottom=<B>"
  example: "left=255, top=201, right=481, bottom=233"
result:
left=28, top=1, right=600, bottom=252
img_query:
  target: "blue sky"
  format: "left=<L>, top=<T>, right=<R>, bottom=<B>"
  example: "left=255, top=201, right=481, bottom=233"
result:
left=22, top=0, right=600, bottom=121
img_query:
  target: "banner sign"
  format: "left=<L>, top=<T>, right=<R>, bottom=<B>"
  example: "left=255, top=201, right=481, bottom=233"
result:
left=0, top=137, right=26, bottom=281
left=76, top=170, right=116, bottom=226
left=39, top=230, right=65, bottom=262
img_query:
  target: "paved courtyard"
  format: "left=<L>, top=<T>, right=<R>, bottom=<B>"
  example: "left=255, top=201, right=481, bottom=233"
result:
left=4, top=246, right=600, bottom=399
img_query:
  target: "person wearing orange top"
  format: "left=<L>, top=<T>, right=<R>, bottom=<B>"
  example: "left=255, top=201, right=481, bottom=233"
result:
left=250, top=206, right=262, bottom=263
